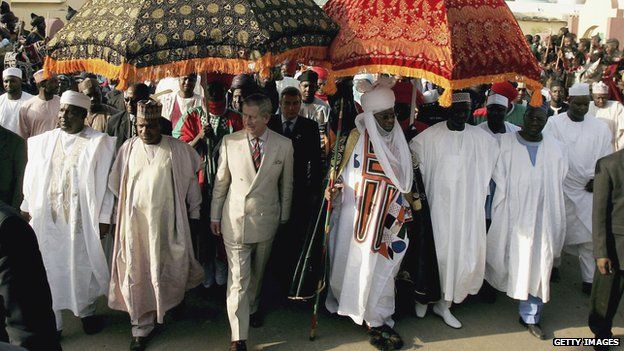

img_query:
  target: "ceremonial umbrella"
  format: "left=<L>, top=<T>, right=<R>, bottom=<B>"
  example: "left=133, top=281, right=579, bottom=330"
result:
left=324, top=0, right=543, bottom=106
left=44, top=0, right=338, bottom=89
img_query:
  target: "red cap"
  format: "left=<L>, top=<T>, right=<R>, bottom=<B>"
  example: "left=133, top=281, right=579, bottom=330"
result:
left=490, top=82, right=517, bottom=104
left=311, top=66, right=328, bottom=80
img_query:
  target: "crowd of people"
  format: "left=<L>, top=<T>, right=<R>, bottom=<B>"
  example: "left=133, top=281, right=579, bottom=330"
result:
left=0, top=4, right=623, bottom=351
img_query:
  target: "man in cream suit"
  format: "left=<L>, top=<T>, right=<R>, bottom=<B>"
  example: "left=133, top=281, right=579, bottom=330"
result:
left=211, top=94, right=294, bottom=351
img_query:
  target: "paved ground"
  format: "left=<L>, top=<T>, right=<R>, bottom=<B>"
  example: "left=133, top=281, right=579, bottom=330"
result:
left=59, top=254, right=624, bottom=351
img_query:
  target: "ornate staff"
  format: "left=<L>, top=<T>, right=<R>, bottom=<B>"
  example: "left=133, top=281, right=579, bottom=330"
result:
left=309, top=98, right=344, bottom=341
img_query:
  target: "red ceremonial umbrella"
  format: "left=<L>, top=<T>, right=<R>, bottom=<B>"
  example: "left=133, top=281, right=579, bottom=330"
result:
left=324, top=0, right=543, bottom=106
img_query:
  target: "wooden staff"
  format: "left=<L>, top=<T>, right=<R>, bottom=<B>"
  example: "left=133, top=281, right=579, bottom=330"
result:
left=309, top=98, right=344, bottom=341
left=555, top=34, right=565, bottom=70
left=542, top=31, right=552, bottom=65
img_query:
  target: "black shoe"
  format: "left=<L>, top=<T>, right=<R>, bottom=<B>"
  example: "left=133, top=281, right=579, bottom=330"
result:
left=550, top=267, right=561, bottom=283
left=518, top=317, right=545, bottom=340
left=582, top=282, right=593, bottom=296
left=229, top=340, right=247, bottom=351
left=250, top=312, right=263, bottom=328
left=368, top=325, right=404, bottom=351
left=81, top=315, right=104, bottom=335
left=130, top=336, right=147, bottom=351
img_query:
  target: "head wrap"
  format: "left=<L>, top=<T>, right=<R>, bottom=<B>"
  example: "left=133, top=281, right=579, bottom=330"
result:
left=78, top=78, right=99, bottom=94
left=392, top=81, right=413, bottom=105
left=230, top=73, right=254, bottom=90
left=310, top=66, right=328, bottom=80
left=451, top=92, right=471, bottom=104
left=0, top=2, right=9, bottom=15
left=30, top=14, right=44, bottom=27
left=33, top=69, right=46, bottom=83
left=606, top=38, right=619, bottom=47
left=361, top=86, right=395, bottom=114
left=2, top=67, right=21, bottom=80
left=569, top=83, right=590, bottom=97
left=0, top=11, right=16, bottom=24
left=276, top=76, right=300, bottom=95
left=352, top=73, right=375, bottom=106
left=486, top=94, right=509, bottom=107
left=66, top=6, right=77, bottom=21
left=297, top=69, right=318, bottom=83
left=60, top=91, right=91, bottom=110
left=490, top=81, right=518, bottom=104
left=137, top=100, right=162, bottom=119
left=354, top=84, right=412, bottom=193
left=592, top=81, right=609, bottom=95
left=422, top=90, right=440, bottom=104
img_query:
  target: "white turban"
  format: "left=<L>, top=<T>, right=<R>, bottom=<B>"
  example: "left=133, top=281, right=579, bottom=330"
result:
left=2, top=67, right=21, bottom=80
left=569, top=83, right=590, bottom=97
left=486, top=94, right=509, bottom=107
left=422, top=89, right=439, bottom=104
left=60, top=90, right=91, bottom=110
left=353, top=73, right=375, bottom=106
left=592, top=81, right=609, bottom=95
left=360, top=86, right=395, bottom=114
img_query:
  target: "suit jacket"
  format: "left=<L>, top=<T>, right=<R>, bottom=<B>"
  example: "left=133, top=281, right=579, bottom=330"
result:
left=211, top=129, right=294, bottom=244
left=0, top=127, right=26, bottom=210
left=593, top=149, right=624, bottom=268
left=268, top=115, right=321, bottom=196
left=106, top=111, right=172, bottom=151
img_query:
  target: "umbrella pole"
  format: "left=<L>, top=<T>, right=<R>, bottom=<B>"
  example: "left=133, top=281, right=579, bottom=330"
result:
left=310, top=98, right=344, bottom=341
left=410, top=78, right=420, bottom=125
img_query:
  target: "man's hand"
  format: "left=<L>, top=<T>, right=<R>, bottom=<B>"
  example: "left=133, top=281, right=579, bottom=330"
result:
left=597, top=258, right=613, bottom=275
left=585, top=179, right=594, bottom=193
left=99, top=223, right=110, bottom=239
left=324, top=182, right=344, bottom=202
left=210, top=220, right=221, bottom=236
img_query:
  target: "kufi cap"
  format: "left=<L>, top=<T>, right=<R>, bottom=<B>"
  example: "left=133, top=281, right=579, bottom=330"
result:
left=297, top=69, right=318, bottom=83
left=422, top=90, right=439, bottom=104
left=451, top=92, right=471, bottom=104
left=2, top=67, right=21, bottom=80
left=361, top=86, right=395, bottom=114
left=592, top=81, right=609, bottom=95
left=33, top=69, right=46, bottom=83
left=569, top=83, right=590, bottom=97
left=310, top=66, right=328, bottom=80
left=60, top=90, right=91, bottom=110
left=137, top=100, right=162, bottom=119
left=78, top=78, right=99, bottom=93
left=491, top=81, right=518, bottom=103
left=486, top=94, right=509, bottom=107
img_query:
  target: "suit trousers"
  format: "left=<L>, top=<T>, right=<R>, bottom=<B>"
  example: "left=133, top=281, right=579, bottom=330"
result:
left=589, top=269, right=624, bottom=339
left=225, top=239, right=273, bottom=341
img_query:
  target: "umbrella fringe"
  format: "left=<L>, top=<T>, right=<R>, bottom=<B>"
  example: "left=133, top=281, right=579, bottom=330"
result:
left=328, top=64, right=543, bottom=108
left=43, top=45, right=331, bottom=90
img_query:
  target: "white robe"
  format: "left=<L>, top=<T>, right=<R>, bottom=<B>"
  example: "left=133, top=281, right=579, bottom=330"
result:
left=588, top=101, right=624, bottom=151
left=485, top=133, right=568, bottom=303
left=0, top=92, right=32, bottom=134
left=478, top=121, right=520, bottom=142
left=326, top=131, right=411, bottom=328
left=410, top=122, right=498, bottom=303
left=21, top=127, right=115, bottom=314
left=544, top=113, right=613, bottom=245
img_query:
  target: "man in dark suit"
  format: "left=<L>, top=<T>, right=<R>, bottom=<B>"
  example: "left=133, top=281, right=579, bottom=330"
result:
left=106, top=83, right=172, bottom=151
left=0, top=201, right=61, bottom=351
left=267, top=86, right=322, bottom=295
left=589, top=149, right=624, bottom=351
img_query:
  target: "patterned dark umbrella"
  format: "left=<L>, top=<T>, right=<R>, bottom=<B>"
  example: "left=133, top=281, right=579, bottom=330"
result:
left=44, top=0, right=338, bottom=89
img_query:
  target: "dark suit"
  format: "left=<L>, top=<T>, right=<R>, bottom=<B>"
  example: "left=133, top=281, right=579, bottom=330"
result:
left=0, top=201, right=61, bottom=351
left=267, top=115, right=322, bottom=293
left=0, top=127, right=25, bottom=210
left=106, top=111, right=172, bottom=151
left=589, top=149, right=624, bottom=340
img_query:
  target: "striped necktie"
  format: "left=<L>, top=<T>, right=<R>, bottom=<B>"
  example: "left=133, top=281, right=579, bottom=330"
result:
left=252, top=137, right=262, bottom=171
